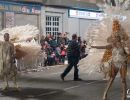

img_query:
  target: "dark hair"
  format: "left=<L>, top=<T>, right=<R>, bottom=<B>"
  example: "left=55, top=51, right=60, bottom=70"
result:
left=57, top=32, right=61, bottom=35
left=72, top=34, right=77, bottom=40
left=4, top=33, right=9, bottom=36
left=83, top=40, right=86, bottom=44
left=78, top=36, right=81, bottom=41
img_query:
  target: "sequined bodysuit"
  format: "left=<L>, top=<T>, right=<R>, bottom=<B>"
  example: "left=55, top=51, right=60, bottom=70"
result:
left=112, top=47, right=127, bottom=68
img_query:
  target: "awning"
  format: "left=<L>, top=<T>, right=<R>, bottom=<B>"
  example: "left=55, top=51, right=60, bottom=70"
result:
left=2, top=0, right=101, bottom=11
left=45, top=0, right=100, bottom=11
left=2, top=0, right=43, bottom=4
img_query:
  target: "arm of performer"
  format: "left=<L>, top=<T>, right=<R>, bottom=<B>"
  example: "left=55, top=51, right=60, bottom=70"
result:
left=91, top=45, right=112, bottom=49
left=11, top=43, right=16, bottom=63
left=124, top=46, right=130, bottom=54
left=123, top=34, right=128, bottom=41
left=122, top=30, right=129, bottom=41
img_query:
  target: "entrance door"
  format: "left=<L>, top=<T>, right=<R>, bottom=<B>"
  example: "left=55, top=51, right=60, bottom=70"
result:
left=45, top=12, right=63, bottom=39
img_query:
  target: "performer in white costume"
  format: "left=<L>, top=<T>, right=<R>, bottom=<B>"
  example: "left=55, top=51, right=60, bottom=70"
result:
left=0, top=33, right=18, bottom=90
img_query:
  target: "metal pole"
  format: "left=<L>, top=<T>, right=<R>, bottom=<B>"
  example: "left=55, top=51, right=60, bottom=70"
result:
left=78, top=18, right=80, bottom=37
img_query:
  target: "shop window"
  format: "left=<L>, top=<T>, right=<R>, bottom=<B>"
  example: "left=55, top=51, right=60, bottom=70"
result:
left=46, top=16, right=60, bottom=40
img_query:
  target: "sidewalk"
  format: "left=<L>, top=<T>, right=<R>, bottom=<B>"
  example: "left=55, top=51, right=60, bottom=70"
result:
left=19, top=64, right=66, bottom=73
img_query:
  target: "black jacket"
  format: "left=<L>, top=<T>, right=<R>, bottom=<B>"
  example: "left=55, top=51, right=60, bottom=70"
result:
left=67, top=40, right=80, bottom=58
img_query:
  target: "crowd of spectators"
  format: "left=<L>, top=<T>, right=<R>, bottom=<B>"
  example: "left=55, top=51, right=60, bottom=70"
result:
left=40, top=32, right=87, bottom=66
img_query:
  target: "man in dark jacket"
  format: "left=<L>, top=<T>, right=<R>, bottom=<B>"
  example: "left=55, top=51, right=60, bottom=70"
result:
left=61, top=34, right=82, bottom=81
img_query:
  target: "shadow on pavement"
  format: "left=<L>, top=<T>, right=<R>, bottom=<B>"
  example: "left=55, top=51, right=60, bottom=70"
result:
left=18, top=75, right=64, bottom=84
left=18, top=75, right=106, bottom=84
left=0, top=87, right=79, bottom=100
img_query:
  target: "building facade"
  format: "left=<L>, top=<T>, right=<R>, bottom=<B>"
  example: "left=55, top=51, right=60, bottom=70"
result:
left=0, top=0, right=42, bottom=30
left=41, top=0, right=102, bottom=39
left=41, top=6, right=102, bottom=38
left=0, top=0, right=102, bottom=39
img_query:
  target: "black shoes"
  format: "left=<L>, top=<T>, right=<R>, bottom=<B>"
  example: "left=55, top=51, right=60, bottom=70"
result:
left=60, top=74, right=64, bottom=81
left=60, top=74, right=82, bottom=81
left=74, top=78, right=82, bottom=81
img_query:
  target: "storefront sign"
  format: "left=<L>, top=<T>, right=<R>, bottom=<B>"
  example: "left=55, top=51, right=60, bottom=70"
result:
left=0, top=2, right=41, bottom=14
left=69, top=9, right=127, bottom=20
left=10, top=0, right=43, bottom=3
left=69, top=9, right=104, bottom=20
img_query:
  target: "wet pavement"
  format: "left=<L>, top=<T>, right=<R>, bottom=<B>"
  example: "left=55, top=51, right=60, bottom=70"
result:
left=0, top=65, right=129, bottom=100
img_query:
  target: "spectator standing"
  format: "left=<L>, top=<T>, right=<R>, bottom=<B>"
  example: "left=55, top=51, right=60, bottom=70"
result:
left=60, top=44, right=66, bottom=64
left=60, top=34, right=82, bottom=81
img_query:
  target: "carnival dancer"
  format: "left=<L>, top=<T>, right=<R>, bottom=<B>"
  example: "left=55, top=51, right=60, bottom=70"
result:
left=0, top=33, right=18, bottom=90
left=92, top=20, right=129, bottom=100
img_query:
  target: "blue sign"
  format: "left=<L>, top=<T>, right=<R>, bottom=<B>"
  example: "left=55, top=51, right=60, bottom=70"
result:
left=0, top=1, right=41, bottom=14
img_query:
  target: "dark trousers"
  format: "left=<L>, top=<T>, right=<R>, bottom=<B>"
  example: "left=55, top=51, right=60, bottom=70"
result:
left=61, top=55, right=65, bottom=63
left=46, top=56, right=55, bottom=66
left=61, top=57, right=79, bottom=79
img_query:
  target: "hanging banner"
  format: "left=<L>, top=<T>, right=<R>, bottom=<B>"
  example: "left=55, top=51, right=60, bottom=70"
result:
left=5, top=12, right=15, bottom=28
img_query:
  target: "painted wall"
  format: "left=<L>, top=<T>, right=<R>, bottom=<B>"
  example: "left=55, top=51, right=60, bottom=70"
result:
left=68, top=18, right=79, bottom=35
left=14, top=14, right=39, bottom=27
left=0, top=13, right=3, bottom=31
left=79, top=19, right=96, bottom=39
left=41, top=6, right=98, bottom=39
left=41, top=7, right=68, bottom=35
left=68, top=17, right=96, bottom=39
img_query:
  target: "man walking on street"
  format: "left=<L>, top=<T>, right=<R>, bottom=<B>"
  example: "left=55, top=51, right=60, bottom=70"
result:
left=60, top=34, right=82, bottom=81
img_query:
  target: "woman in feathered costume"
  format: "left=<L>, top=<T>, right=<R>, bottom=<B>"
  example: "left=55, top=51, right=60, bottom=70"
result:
left=92, top=19, right=129, bottom=100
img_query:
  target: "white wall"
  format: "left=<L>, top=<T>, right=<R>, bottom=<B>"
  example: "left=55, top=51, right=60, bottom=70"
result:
left=41, top=6, right=98, bottom=39
left=0, top=13, right=3, bottom=31
left=68, top=17, right=97, bottom=39
left=68, top=18, right=79, bottom=35
left=41, top=6, right=46, bottom=34
left=41, top=7, right=68, bottom=36
left=15, top=14, right=39, bottom=27
left=79, top=19, right=96, bottom=39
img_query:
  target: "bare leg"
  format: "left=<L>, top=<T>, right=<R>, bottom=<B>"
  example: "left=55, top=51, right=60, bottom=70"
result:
left=120, top=65, right=127, bottom=100
left=102, top=65, right=107, bottom=79
left=103, top=77, right=115, bottom=100
left=3, top=75, right=9, bottom=90
left=103, top=64, right=119, bottom=100
left=12, top=70, right=20, bottom=91
left=104, top=72, right=107, bottom=79
left=13, top=76, right=19, bottom=89
left=121, top=81, right=127, bottom=100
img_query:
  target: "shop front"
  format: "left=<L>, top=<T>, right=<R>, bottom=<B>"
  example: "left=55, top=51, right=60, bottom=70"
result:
left=41, top=0, right=102, bottom=39
left=68, top=9, right=104, bottom=38
left=0, top=1, right=41, bottom=30
left=0, top=12, right=3, bottom=31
